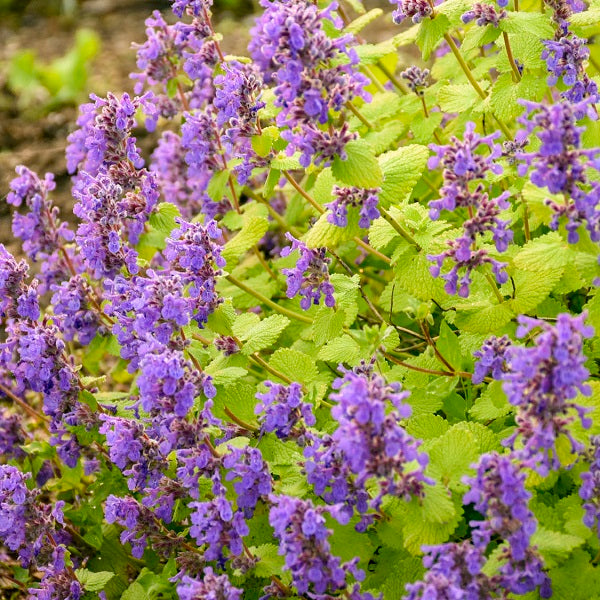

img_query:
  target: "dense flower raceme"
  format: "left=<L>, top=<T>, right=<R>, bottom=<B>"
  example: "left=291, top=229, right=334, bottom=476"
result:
left=427, top=122, right=513, bottom=297
left=176, top=568, right=242, bottom=600
left=502, top=313, right=593, bottom=474
left=462, top=3, right=507, bottom=27
left=326, top=186, right=381, bottom=229
left=281, top=233, right=335, bottom=310
left=517, top=99, right=600, bottom=245
left=249, top=0, right=369, bottom=167
left=305, top=361, right=431, bottom=527
left=580, top=435, right=600, bottom=539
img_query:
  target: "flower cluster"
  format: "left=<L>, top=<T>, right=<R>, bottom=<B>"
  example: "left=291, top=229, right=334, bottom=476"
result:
left=502, top=313, right=592, bottom=474
left=177, top=568, right=243, bottom=600
left=255, top=381, right=315, bottom=439
left=401, top=66, right=430, bottom=95
left=517, top=99, right=600, bottom=245
left=390, top=0, right=433, bottom=24
left=305, top=360, right=431, bottom=526
left=462, top=3, right=507, bottom=27
left=580, top=435, right=600, bottom=539
left=326, top=186, right=381, bottom=229
left=249, top=0, right=369, bottom=166
left=281, top=233, right=335, bottom=310
left=472, top=334, right=512, bottom=383
left=427, top=122, right=512, bottom=297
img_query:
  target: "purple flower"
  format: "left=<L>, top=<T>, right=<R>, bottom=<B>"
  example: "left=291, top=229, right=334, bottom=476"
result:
left=502, top=313, right=593, bottom=474
left=223, top=446, right=272, bottom=517
left=580, top=435, right=600, bottom=539
left=28, top=545, right=82, bottom=600
left=268, top=495, right=365, bottom=596
left=427, top=122, right=512, bottom=297
left=177, top=568, right=242, bottom=600
left=0, top=245, right=40, bottom=320
left=463, top=452, right=552, bottom=597
left=255, top=381, right=315, bottom=439
left=404, top=541, right=493, bottom=600
left=400, top=66, right=430, bottom=95
left=249, top=0, right=368, bottom=166
left=0, top=410, right=27, bottom=459
left=516, top=99, right=600, bottom=244
left=281, top=233, right=335, bottom=310
left=305, top=360, right=431, bottom=527
left=462, top=3, right=507, bottom=27
left=326, top=187, right=380, bottom=229
left=390, top=0, right=433, bottom=24
left=472, top=335, right=512, bottom=383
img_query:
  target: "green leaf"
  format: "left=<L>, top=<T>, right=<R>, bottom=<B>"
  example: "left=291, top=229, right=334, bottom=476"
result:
left=436, top=321, right=462, bottom=371
left=331, top=274, right=360, bottom=327
left=311, top=306, right=345, bottom=347
left=416, top=14, right=451, bottom=60
left=303, top=208, right=363, bottom=248
left=271, top=154, right=303, bottom=170
left=427, top=426, right=479, bottom=490
left=251, top=126, right=279, bottom=158
left=500, top=11, right=554, bottom=39
left=469, top=380, right=512, bottom=421
left=75, top=569, right=115, bottom=592
left=402, top=484, right=461, bottom=554
left=513, top=232, right=574, bottom=272
left=332, top=138, right=383, bottom=188
left=318, top=334, right=361, bottom=365
left=532, top=527, right=585, bottom=567
left=251, top=543, right=285, bottom=578
left=222, top=215, right=269, bottom=267
left=407, top=375, right=457, bottom=416
left=207, top=170, right=230, bottom=203
left=378, top=145, right=429, bottom=207
left=490, top=73, right=546, bottom=123
left=269, top=348, right=319, bottom=385
left=570, top=7, right=600, bottom=36
left=406, top=414, right=450, bottom=440
left=345, top=8, right=383, bottom=34
left=240, top=315, right=290, bottom=355
left=148, top=202, right=181, bottom=236
left=549, top=550, right=600, bottom=600
left=454, top=303, right=514, bottom=334
left=508, top=268, right=563, bottom=314
left=437, top=82, right=485, bottom=114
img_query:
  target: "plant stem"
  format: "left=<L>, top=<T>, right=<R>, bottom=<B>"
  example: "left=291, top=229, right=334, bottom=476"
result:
left=0, top=382, right=48, bottom=422
left=253, top=246, right=277, bottom=278
left=503, top=32, right=522, bottom=81
left=249, top=352, right=307, bottom=392
left=443, top=33, right=512, bottom=139
left=226, top=275, right=313, bottom=323
left=485, top=272, right=505, bottom=304
left=377, top=61, right=409, bottom=95
left=379, top=207, right=422, bottom=250
left=346, top=101, right=374, bottom=129
left=224, top=407, right=259, bottom=432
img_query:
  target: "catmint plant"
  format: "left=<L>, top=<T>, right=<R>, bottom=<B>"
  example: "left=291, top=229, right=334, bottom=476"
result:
left=1, top=0, right=600, bottom=597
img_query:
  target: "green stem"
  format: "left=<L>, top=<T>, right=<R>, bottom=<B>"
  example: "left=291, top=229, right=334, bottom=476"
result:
left=503, top=32, right=522, bottom=81
left=226, top=275, right=313, bottom=323
left=485, top=271, right=505, bottom=304
left=379, top=207, right=422, bottom=251
left=249, top=352, right=307, bottom=392
left=224, top=407, right=259, bottom=432
left=443, top=33, right=512, bottom=139
left=346, top=101, right=374, bottom=129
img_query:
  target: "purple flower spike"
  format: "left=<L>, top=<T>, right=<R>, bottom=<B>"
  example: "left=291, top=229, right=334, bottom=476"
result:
left=326, top=187, right=380, bottom=229
left=281, top=233, right=335, bottom=310
left=503, top=312, right=593, bottom=474
left=462, top=3, right=507, bottom=27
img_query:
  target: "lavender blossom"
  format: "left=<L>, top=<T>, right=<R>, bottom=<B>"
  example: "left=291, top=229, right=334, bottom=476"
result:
left=0, top=245, right=40, bottom=320
left=281, top=233, right=335, bottom=310
left=177, top=568, right=242, bottom=600
left=503, top=313, right=593, bottom=474
left=268, top=494, right=364, bottom=596
left=0, top=410, right=26, bottom=459
left=400, top=66, right=430, bottom=95
left=462, top=3, right=507, bottom=27
left=255, top=381, right=315, bottom=439
left=580, top=435, right=600, bottom=539
left=517, top=99, right=600, bottom=244
left=390, top=0, right=433, bottom=24
left=326, top=186, right=380, bottom=229
left=463, top=453, right=552, bottom=597
left=472, top=335, right=513, bottom=383
left=28, top=545, right=82, bottom=600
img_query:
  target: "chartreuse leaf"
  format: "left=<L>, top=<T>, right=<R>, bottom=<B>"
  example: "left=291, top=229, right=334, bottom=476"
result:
left=222, top=215, right=269, bottom=266
left=304, top=207, right=363, bottom=248
left=513, top=232, right=575, bottom=271
left=508, top=267, right=563, bottom=314
left=239, top=314, right=290, bottom=355
left=75, top=569, right=114, bottom=592
left=426, top=425, right=479, bottom=491
left=453, top=302, right=514, bottom=335
left=148, top=202, right=181, bottom=236
left=436, top=321, right=462, bottom=371
left=269, top=348, right=319, bottom=385
left=332, top=138, right=383, bottom=187
left=406, top=414, right=450, bottom=440
left=378, top=144, right=429, bottom=207
left=318, top=334, right=361, bottom=365
left=437, top=82, right=486, bottom=114
left=469, top=380, right=512, bottom=421
left=549, top=550, right=600, bottom=600
left=251, top=543, right=285, bottom=578
left=401, top=484, right=461, bottom=554
left=490, top=73, right=546, bottom=123
left=416, top=14, right=451, bottom=60
left=345, top=8, right=383, bottom=35
left=331, top=274, right=360, bottom=326
left=311, top=306, right=345, bottom=347
left=531, top=528, right=585, bottom=568
left=499, top=11, right=554, bottom=39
